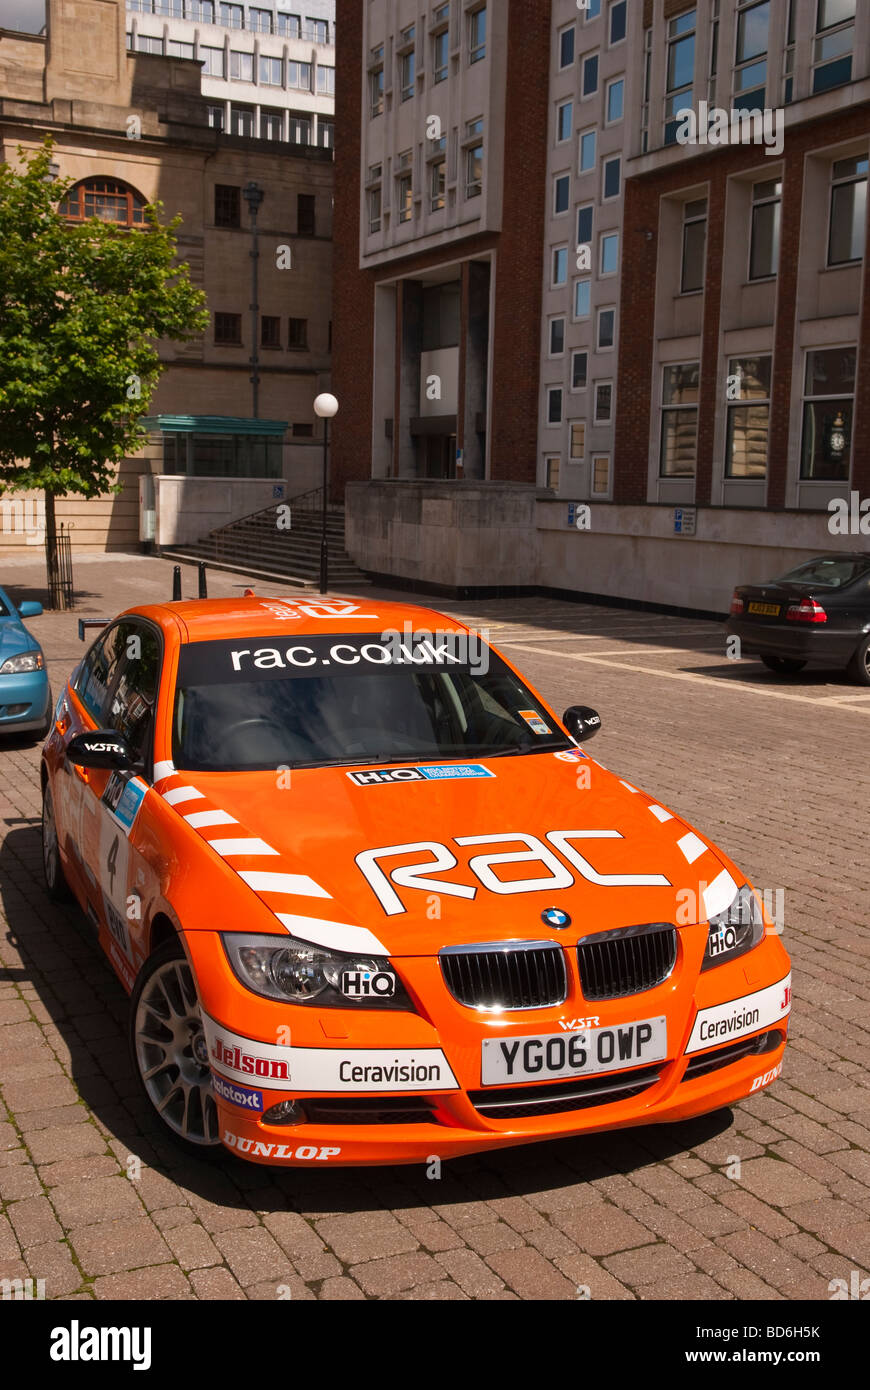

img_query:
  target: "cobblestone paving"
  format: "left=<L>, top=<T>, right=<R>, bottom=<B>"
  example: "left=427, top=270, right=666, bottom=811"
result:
left=1, top=556, right=868, bottom=1301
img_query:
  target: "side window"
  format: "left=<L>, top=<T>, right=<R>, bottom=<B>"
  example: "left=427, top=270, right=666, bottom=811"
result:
left=74, top=625, right=126, bottom=724
left=105, top=623, right=161, bottom=763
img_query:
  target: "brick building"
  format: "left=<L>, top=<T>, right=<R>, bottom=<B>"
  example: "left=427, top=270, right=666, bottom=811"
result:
left=0, top=0, right=333, bottom=555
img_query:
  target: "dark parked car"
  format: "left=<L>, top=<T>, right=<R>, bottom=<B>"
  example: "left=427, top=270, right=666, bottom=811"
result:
left=726, top=553, right=870, bottom=685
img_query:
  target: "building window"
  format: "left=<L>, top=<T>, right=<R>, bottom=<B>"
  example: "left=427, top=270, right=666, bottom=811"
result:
left=60, top=178, right=147, bottom=226
left=219, top=3, right=243, bottom=28
left=399, top=25, right=416, bottom=101
left=577, top=203, right=593, bottom=246
left=231, top=106, right=255, bottom=137
left=396, top=150, right=413, bottom=223
left=600, top=233, right=618, bottom=276
left=801, top=346, right=855, bottom=479
left=288, top=61, right=311, bottom=89
left=207, top=104, right=225, bottom=131
left=468, top=5, right=486, bottom=63
left=681, top=198, right=707, bottom=293
left=316, top=64, right=335, bottom=94
left=591, top=456, right=611, bottom=495
left=430, top=152, right=447, bottom=212
left=570, top=422, right=585, bottom=460
left=557, top=100, right=573, bottom=143
left=559, top=25, right=575, bottom=70
left=249, top=6, right=271, bottom=33
left=641, top=23, right=651, bottom=151
left=214, top=312, right=242, bottom=344
left=581, top=52, right=599, bottom=97
left=367, top=164, right=383, bottom=232
left=584, top=0, right=602, bottom=20
left=749, top=179, right=781, bottom=279
left=549, top=317, right=566, bottom=356
left=545, top=456, right=561, bottom=490
left=579, top=128, right=596, bottom=173
left=608, top=0, right=626, bottom=45
left=185, top=1, right=215, bottom=18
left=725, top=356, right=771, bottom=478
left=163, top=430, right=282, bottom=478
left=432, top=5, right=450, bottom=83
left=213, top=185, right=240, bottom=228
left=261, top=315, right=281, bottom=348
left=665, top=8, right=696, bottom=145
left=603, top=156, right=621, bottom=200
left=260, top=56, right=283, bottom=86
left=292, top=423, right=314, bottom=437
left=554, top=174, right=570, bottom=216
left=660, top=363, right=699, bottom=476
left=297, top=194, right=316, bottom=236
left=465, top=119, right=484, bottom=198
left=597, top=307, right=615, bottom=349
left=289, top=116, right=311, bottom=144
left=229, top=50, right=253, bottom=81
left=553, top=246, right=568, bottom=286
left=168, top=39, right=194, bottom=58
left=318, top=119, right=334, bottom=149
left=136, top=34, right=163, bottom=54
left=783, top=0, right=796, bottom=102
left=276, top=12, right=301, bottom=38
left=200, top=45, right=225, bottom=77
left=828, top=156, right=867, bottom=265
left=606, top=77, right=624, bottom=123
left=734, top=0, right=769, bottom=113
left=574, top=279, right=591, bottom=319
left=308, top=17, right=328, bottom=44
left=261, top=110, right=284, bottom=140
left=288, top=317, right=308, bottom=350
left=813, top=0, right=855, bottom=93
left=594, top=383, right=613, bottom=424
left=369, top=45, right=384, bottom=116
left=572, top=351, right=588, bottom=390
left=547, top=388, right=563, bottom=425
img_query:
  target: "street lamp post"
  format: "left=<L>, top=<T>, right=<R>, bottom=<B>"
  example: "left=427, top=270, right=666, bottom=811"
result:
left=242, top=181, right=265, bottom=419
left=313, top=393, right=339, bottom=595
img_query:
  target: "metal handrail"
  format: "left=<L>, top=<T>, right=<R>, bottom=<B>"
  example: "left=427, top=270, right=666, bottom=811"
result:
left=206, top=487, right=326, bottom=540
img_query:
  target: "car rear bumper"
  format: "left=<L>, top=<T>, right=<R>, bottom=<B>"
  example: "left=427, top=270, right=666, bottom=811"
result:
left=725, top=617, right=858, bottom=665
left=0, top=671, right=50, bottom=732
left=185, top=928, right=792, bottom=1167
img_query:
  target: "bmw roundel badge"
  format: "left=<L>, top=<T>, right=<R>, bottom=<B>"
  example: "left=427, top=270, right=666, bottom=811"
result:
left=542, top=907, right=571, bottom=929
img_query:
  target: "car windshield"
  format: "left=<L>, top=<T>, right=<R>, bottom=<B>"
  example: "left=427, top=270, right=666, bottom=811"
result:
left=172, top=631, right=573, bottom=772
left=0, top=593, right=11, bottom=618
left=773, top=556, right=870, bottom=589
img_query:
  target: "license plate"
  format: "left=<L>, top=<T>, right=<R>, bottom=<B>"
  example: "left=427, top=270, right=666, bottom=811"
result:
left=481, top=1017, right=667, bottom=1086
left=748, top=601, right=781, bottom=617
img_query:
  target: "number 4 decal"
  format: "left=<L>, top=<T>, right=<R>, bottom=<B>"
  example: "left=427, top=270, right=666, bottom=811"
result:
left=107, top=834, right=119, bottom=893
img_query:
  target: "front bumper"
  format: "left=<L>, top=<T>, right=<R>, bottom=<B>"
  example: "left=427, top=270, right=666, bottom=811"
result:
left=184, top=926, right=791, bottom=1167
left=0, top=670, right=50, bottom=732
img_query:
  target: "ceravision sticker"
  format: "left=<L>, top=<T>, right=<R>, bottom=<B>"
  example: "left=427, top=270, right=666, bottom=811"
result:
left=347, top=764, right=496, bottom=786
left=685, top=973, right=792, bottom=1054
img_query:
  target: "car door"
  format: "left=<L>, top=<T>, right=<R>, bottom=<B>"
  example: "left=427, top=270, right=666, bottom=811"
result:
left=90, top=620, right=162, bottom=985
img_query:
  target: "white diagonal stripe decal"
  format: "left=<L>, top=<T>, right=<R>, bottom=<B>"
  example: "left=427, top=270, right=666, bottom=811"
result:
left=703, top=869, right=739, bottom=920
left=239, top=871, right=331, bottom=898
left=648, top=804, right=673, bottom=822
left=153, top=760, right=176, bottom=782
left=163, top=786, right=205, bottom=806
left=619, top=780, right=640, bottom=793
left=185, top=810, right=239, bottom=829
left=208, top=838, right=279, bottom=857
left=677, top=832, right=707, bottom=864
left=275, top=913, right=387, bottom=955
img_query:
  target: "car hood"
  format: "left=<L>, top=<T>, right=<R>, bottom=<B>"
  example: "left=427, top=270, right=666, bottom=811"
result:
left=0, top=618, right=39, bottom=663
left=175, top=753, right=737, bottom=956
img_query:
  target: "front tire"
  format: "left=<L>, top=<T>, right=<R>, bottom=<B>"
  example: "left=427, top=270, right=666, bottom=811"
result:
left=130, top=938, right=222, bottom=1155
left=847, top=635, right=870, bottom=686
left=760, top=655, right=807, bottom=675
left=42, top=779, right=73, bottom=902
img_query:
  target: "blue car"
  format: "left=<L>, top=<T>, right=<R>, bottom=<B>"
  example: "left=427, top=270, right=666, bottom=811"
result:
left=0, top=585, right=52, bottom=739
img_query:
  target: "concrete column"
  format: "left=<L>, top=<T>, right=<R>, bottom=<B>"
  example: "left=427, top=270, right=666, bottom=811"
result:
left=398, top=279, right=423, bottom=478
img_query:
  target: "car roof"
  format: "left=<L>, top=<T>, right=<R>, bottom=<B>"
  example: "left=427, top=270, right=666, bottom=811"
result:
left=122, top=596, right=470, bottom=642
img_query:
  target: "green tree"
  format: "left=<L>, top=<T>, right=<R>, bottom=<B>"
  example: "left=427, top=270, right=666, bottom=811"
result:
left=0, top=138, right=209, bottom=606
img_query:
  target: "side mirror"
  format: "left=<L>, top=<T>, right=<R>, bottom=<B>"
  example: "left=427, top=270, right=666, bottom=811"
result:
left=562, top=705, right=602, bottom=742
left=66, top=730, right=135, bottom=771
left=18, top=601, right=43, bottom=618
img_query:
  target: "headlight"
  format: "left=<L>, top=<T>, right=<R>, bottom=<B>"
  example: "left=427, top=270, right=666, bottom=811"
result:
left=701, top=883, right=764, bottom=971
left=0, top=650, right=43, bottom=674
left=221, top=932, right=412, bottom=1010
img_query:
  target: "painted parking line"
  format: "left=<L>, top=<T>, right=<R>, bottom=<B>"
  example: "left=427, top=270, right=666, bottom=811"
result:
left=504, top=643, right=870, bottom=712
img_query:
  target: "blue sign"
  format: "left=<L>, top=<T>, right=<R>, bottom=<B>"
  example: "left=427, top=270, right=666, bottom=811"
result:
left=417, top=764, right=495, bottom=781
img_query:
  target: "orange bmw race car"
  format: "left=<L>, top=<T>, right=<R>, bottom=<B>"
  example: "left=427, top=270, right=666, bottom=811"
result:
left=41, top=592, right=791, bottom=1167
